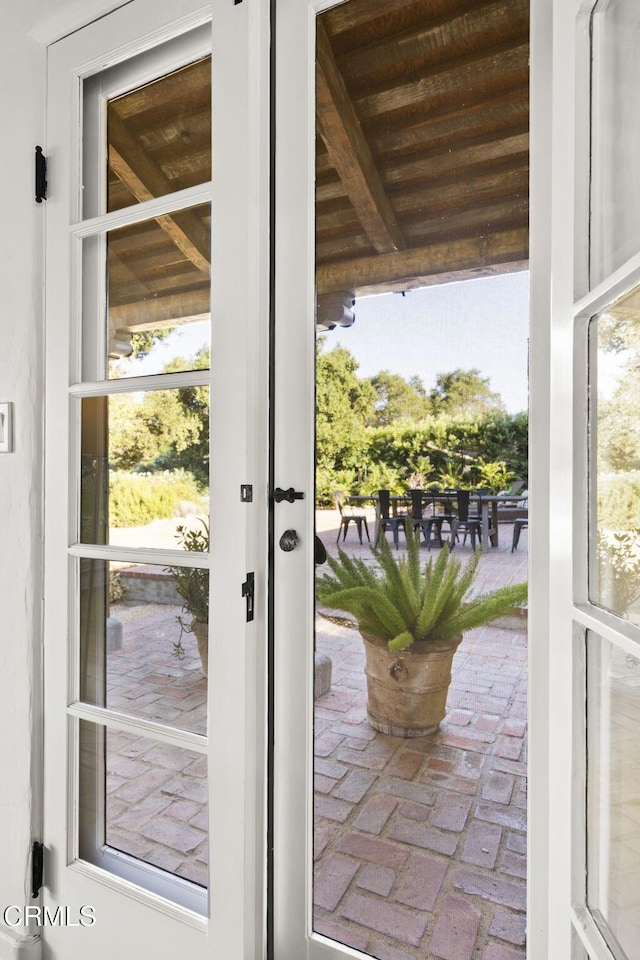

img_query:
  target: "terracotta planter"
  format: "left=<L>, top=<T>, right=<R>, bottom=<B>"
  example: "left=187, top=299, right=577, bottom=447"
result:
left=362, top=633, right=463, bottom=737
left=191, top=620, right=209, bottom=677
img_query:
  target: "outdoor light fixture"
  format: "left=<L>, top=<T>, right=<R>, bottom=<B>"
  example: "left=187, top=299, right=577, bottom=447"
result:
left=316, top=290, right=356, bottom=331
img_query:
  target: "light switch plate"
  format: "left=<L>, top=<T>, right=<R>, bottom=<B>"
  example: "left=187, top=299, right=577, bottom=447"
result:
left=0, top=402, right=13, bottom=453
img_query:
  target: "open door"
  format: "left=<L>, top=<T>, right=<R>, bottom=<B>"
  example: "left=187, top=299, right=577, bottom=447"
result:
left=43, top=1, right=269, bottom=957
left=272, top=1, right=640, bottom=959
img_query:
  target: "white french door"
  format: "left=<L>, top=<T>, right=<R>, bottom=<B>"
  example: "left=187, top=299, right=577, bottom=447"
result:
left=41, top=0, right=640, bottom=958
left=272, top=2, right=640, bottom=960
left=43, top=0, right=269, bottom=957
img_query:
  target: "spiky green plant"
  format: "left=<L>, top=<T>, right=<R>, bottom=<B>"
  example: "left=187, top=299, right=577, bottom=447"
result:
left=316, top=526, right=527, bottom=653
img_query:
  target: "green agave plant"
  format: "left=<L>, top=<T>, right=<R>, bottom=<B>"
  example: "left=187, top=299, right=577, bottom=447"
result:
left=316, top=526, right=527, bottom=653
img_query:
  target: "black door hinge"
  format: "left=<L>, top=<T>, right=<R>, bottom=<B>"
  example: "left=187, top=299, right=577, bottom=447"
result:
left=31, top=841, right=44, bottom=898
left=241, top=572, right=255, bottom=622
left=35, top=146, right=47, bottom=203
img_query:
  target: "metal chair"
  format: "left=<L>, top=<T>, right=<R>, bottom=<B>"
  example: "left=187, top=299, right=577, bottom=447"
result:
left=450, top=489, right=482, bottom=550
left=334, top=491, right=370, bottom=544
left=511, top=517, right=528, bottom=552
left=374, top=489, right=406, bottom=548
left=408, top=490, right=443, bottom=549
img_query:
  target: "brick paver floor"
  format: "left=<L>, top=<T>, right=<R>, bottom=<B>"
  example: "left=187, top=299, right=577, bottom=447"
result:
left=102, top=513, right=528, bottom=953
left=313, top=513, right=528, bottom=959
left=105, top=602, right=209, bottom=887
left=313, top=616, right=527, bottom=960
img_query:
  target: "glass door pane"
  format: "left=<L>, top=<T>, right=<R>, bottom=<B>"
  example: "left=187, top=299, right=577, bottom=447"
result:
left=74, top=21, right=212, bottom=915
left=590, top=1, right=640, bottom=287
left=589, top=285, right=640, bottom=626
left=587, top=631, right=640, bottom=958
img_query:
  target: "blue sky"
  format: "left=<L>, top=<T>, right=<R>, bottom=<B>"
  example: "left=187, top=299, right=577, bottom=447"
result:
left=322, top=271, right=530, bottom=415
left=119, top=271, right=530, bottom=414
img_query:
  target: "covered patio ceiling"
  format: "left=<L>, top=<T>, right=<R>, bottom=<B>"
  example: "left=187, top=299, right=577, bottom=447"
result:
left=105, top=0, right=529, bottom=341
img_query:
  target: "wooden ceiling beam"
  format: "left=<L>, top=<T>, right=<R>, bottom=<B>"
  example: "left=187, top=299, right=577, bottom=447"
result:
left=365, top=87, right=529, bottom=162
left=316, top=197, right=528, bottom=264
left=316, top=165, right=528, bottom=235
left=355, top=41, right=528, bottom=123
left=385, top=134, right=529, bottom=188
left=316, top=227, right=528, bottom=296
left=316, top=20, right=404, bottom=254
left=316, top=131, right=529, bottom=203
left=340, top=0, right=528, bottom=86
left=112, top=57, right=210, bottom=121
left=108, top=288, right=210, bottom=331
left=323, top=0, right=475, bottom=41
left=108, top=111, right=210, bottom=278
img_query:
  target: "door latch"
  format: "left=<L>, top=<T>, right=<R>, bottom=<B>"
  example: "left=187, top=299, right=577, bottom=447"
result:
left=31, top=841, right=44, bottom=898
left=241, top=572, right=254, bottom=622
left=273, top=487, right=305, bottom=503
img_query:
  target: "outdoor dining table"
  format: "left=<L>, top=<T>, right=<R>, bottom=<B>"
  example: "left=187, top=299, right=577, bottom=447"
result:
left=348, top=492, right=528, bottom=548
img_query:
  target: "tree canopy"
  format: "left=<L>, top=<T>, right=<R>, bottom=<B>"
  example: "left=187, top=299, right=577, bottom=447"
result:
left=368, top=370, right=430, bottom=426
left=428, top=368, right=505, bottom=419
left=315, top=340, right=376, bottom=473
left=109, top=346, right=210, bottom=487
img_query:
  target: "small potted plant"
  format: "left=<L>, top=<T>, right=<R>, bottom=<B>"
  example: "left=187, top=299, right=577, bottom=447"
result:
left=316, top=527, right=527, bottom=736
left=166, top=520, right=209, bottom=676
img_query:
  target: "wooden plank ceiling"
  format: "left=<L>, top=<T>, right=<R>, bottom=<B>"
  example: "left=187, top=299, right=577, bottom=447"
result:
left=106, top=0, right=529, bottom=337
left=315, top=0, right=529, bottom=317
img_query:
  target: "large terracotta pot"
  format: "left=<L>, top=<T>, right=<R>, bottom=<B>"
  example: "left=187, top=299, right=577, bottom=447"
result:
left=362, top=633, right=463, bottom=737
left=191, top=620, right=209, bottom=677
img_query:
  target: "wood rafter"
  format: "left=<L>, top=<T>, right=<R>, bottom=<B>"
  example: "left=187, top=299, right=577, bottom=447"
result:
left=340, top=0, right=529, bottom=86
left=108, top=110, right=210, bottom=277
left=108, top=288, right=210, bottom=331
left=316, top=227, right=528, bottom=296
left=354, top=40, right=529, bottom=123
left=316, top=20, right=404, bottom=254
left=316, top=130, right=529, bottom=204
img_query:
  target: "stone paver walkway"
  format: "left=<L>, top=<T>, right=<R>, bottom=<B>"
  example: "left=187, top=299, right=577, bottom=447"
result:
left=105, top=602, right=209, bottom=887
left=313, top=617, right=527, bottom=960
left=313, top=512, right=528, bottom=959
left=100, top=517, right=528, bottom=954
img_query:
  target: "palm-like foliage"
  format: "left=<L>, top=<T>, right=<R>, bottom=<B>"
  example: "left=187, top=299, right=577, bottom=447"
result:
left=316, top=527, right=527, bottom=653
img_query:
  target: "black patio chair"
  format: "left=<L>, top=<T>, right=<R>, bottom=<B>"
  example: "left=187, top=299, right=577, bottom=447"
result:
left=511, top=517, right=528, bottom=552
left=471, top=487, right=490, bottom=522
left=450, top=489, right=482, bottom=550
left=334, top=491, right=370, bottom=544
left=409, top=490, right=443, bottom=549
left=374, top=489, right=406, bottom=549
left=436, top=489, right=457, bottom=538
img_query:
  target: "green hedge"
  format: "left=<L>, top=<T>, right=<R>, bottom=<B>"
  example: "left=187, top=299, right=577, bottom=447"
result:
left=109, top=470, right=206, bottom=528
left=315, top=412, right=528, bottom=505
left=365, top=413, right=528, bottom=481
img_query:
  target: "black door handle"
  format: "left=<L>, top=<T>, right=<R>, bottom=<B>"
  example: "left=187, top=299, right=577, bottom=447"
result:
left=279, top=529, right=299, bottom=552
left=274, top=487, right=305, bottom=503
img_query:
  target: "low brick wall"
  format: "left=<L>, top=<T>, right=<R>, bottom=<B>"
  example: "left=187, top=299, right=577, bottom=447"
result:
left=118, top=565, right=182, bottom=605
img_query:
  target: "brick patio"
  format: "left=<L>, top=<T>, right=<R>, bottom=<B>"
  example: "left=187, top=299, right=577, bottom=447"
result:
left=104, top=601, right=209, bottom=887
left=312, top=512, right=528, bottom=959
left=313, top=616, right=527, bottom=960
left=102, top=512, right=528, bottom=958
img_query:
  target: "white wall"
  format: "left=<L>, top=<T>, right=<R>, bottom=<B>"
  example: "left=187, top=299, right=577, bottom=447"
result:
left=0, top=3, right=125, bottom=953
